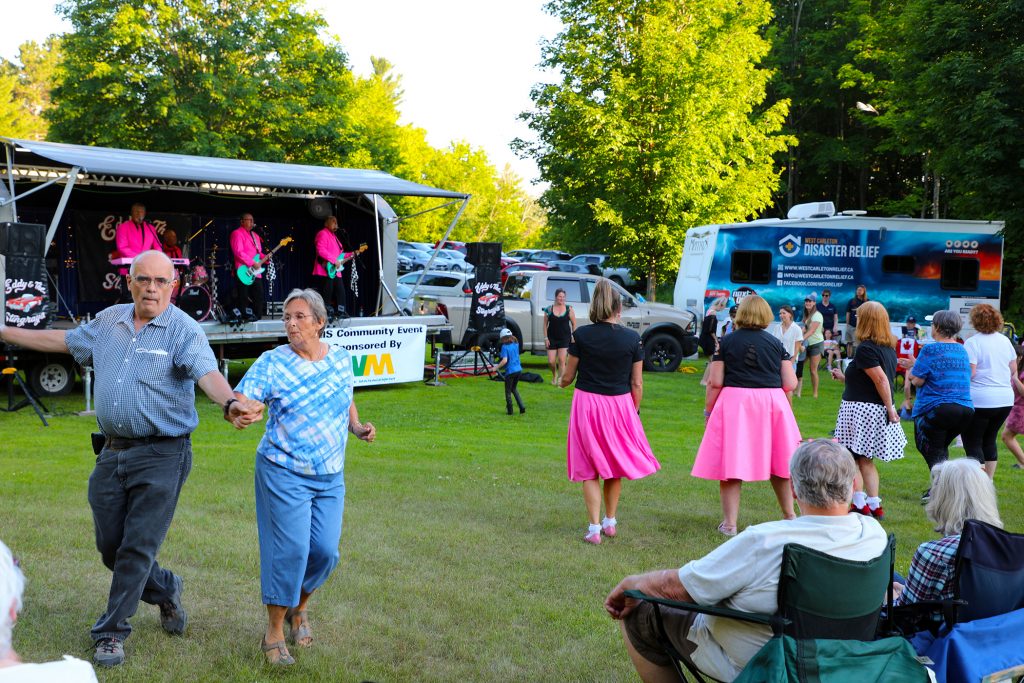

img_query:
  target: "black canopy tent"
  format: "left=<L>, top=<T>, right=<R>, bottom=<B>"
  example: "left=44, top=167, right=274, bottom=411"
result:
left=0, top=138, right=470, bottom=318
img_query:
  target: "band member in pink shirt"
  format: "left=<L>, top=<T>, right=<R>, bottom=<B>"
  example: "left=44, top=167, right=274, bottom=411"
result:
left=230, top=213, right=265, bottom=318
left=312, top=216, right=347, bottom=316
left=114, top=203, right=162, bottom=276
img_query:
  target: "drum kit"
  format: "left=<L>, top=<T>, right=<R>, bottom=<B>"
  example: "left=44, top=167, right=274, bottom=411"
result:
left=110, top=247, right=224, bottom=322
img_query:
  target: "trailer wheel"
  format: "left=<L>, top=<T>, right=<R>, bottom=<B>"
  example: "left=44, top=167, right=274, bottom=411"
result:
left=643, top=333, right=683, bottom=373
left=29, top=359, right=76, bottom=397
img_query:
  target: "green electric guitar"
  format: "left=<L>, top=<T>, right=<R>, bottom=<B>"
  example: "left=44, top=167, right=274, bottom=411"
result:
left=236, top=237, right=293, bottom=285
left=325, top=243, right=368, bottom=279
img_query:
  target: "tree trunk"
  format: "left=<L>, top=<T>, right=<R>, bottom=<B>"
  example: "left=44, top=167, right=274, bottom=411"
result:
left=646, top=259, right=657, bottom=301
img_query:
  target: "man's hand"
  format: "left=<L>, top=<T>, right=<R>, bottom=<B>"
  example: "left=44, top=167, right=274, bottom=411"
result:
left=605, top=569, right=689, bottom=621
left=605, top=575, right=643, bottom=620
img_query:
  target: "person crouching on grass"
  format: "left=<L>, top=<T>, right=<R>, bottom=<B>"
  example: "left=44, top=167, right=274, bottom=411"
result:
left=494, top=327, right=526, bottom=415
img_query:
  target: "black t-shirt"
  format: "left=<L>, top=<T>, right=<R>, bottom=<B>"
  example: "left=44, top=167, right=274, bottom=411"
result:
left=846, top=297, right=865, bottom=327
left=712, top=328, right=790, bottom=389
left=699, top=313, right=719, bottom=356
left=568, top=322, right=644, bottom=395
left=842, top=340, right=897, bottom=404
left=817, top=301, right=837, bottom=331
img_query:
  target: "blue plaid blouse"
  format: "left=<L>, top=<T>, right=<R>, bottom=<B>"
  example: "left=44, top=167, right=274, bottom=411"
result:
left=236, top=344, right=354, bottom=476
left=895, top=534, right=960, bottom=606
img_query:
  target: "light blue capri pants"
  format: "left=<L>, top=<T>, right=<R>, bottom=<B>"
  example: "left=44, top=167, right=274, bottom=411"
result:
left=254, top=456, right=345, bottom=606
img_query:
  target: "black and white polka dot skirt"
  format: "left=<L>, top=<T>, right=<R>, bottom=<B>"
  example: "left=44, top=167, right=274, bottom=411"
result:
left=834, top=400, right=907, bottom=461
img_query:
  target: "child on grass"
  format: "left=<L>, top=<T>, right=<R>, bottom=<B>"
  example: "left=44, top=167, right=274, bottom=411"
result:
left=1000, top=345, right=1024, bottom=469
left=823, top=329, right=842, bottom=371
left=494, top=327, right=526, bottom=415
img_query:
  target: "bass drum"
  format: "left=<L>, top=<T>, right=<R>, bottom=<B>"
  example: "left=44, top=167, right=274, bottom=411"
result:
left=178, top=285, right=212, bottom=322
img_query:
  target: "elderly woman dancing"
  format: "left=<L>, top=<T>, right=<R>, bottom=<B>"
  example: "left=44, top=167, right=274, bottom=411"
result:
left=231, top=288, right=376, bottom=666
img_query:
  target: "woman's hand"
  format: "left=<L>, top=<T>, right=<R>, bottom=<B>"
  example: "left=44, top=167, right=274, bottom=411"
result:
left=830, top=368, right=845, bottom=382
left=886, top=406, right=900, bottom=423
left=545, top=337, right=550, bottom=349
left=897, top=357, right=915, bottom=370
left=353, top=421, right=376, bottom=443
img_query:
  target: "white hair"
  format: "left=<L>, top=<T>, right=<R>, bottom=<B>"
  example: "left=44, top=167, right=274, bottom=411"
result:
left=0, top=540, right=24, bottom=657
left=129, top=250, right=174, bottom=277
left=926, top=458, right=1002, bottom=536
left=790, top=439, right=857, bottom=508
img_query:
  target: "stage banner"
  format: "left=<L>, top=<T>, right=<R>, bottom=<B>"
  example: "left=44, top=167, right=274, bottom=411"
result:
left=324, top=323, right=426, bottom=387
left=74, top=210, right=194, bottom=303
left=4, top=255, right=47, bottom=329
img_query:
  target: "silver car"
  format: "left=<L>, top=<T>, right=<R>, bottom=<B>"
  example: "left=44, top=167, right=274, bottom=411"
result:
left=396, top=270, right=472, bottom=314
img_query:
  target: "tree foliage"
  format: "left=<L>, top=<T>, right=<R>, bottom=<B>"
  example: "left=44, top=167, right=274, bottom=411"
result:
left=42, top=0, right=543, bottom=249
left=0, top=37, right=61, bottom=140
left=520, top=0, right=791, bottom=296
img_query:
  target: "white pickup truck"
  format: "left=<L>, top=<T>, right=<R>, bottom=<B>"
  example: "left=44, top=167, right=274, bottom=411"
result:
left=432, top=271, right=698, bottom=372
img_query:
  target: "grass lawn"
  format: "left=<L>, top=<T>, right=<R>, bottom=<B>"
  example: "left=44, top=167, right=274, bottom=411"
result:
left=2, top=354, right=1023, bottom=681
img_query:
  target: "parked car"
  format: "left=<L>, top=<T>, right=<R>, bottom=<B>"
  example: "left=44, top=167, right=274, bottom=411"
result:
left=549, top=261, right=602, bottom=276
left=398, top=246, right=441, bottom=271
left=506, top=248, right=539, bottom=261
left=438, top=248, right=473, bottom=273
left=399, top=240, right=436, bottom=254
left=432, top=271, right=699, bottom=372
left=500, top=253, right=521, bottom=268
left=397, top=252, right=413, bottom=273
left=501, top=261, right=549, bottom=286
left=569, top=253, right=637, bottom=288
left=396, top=270, right=473, bottom=315
left=529, top=249, right=573, bottom=265
left=435, top=239, right=467, bottom=254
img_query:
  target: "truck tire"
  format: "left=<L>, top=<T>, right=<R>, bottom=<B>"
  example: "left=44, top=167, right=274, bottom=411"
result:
left=610, top=275, right=625, bottom=287
left=29, top=358, right=76, bottom=397
left=475, top=319, right=523, bottom=359
left=643, top=333, right=683, bottom=373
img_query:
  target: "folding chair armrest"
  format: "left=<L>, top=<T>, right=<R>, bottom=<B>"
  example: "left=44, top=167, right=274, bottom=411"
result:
left=624, top=590, right=783, bottom=628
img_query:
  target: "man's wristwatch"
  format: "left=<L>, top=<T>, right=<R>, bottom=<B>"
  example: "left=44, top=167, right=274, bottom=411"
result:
left=223, top=398, right=239, bottom=417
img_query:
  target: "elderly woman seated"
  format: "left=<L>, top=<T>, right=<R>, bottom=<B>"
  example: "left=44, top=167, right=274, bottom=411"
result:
left=893, top=458, right=1003, bottom=607
left=0, top=540, right=98, bottom=681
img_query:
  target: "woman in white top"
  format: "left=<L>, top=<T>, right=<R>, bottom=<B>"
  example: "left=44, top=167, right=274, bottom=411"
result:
left=962, top=304, right=1024, bottom=477
left=772, top=305, right=803, bottom=405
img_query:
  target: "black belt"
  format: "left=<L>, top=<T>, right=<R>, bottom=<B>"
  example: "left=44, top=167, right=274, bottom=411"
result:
left=105, top=435, right=186, bottom=450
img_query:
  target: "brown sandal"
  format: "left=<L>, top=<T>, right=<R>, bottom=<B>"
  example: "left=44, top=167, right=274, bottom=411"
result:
left=261, top=637, right=295, bottom=666
left=285, top=608, right=313, bottom=648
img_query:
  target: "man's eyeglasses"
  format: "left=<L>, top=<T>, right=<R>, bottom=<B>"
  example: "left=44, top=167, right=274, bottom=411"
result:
left=132, top=276, right=175, bottom=288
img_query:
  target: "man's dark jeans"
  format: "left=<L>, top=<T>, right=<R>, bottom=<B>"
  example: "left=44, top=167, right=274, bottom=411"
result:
left=88, top=436, right=192, bottom=642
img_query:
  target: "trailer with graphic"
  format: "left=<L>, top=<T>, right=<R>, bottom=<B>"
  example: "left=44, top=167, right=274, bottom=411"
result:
left=674, top=204, right=1003, bottom=331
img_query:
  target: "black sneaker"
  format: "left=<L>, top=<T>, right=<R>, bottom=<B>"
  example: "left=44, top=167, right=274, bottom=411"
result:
left=921, top=489, right=931, bottom=504
left=159, top=574, right=188, bottom=635
left=94, top=637, right=125, bottom=667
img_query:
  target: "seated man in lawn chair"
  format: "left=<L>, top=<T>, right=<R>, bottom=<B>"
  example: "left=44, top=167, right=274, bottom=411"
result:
left=604, top=439, right=891, bottom=683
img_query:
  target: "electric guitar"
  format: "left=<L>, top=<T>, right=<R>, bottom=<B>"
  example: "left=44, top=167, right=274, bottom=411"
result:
left=325, top=243, right=368, bottom=279
left=237, top=237, right=294, bottom=285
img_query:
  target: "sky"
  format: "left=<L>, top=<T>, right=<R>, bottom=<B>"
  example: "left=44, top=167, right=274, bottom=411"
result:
left=0, top=0, right=563, bottom=190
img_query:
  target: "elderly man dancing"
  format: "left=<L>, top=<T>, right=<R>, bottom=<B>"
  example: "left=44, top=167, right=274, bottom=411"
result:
left=0, top=250, right=261, bottom=667
left=605, top=440, right=887, bottom=683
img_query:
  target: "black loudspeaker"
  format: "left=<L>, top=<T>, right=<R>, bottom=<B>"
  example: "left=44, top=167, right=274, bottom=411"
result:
left=465, top=242, right=502, bottom=268
left=0, top=222, right=46, bottom=257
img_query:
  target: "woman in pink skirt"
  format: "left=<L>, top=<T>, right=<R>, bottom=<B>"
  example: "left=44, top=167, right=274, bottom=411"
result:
left=560, top=279, right=659, bottom=544
left=693, top=295, right=801, bottom=536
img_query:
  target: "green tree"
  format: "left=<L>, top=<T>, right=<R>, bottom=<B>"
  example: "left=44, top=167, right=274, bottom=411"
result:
left=879, top=0, right=1024, bottom=309
left=0, top=37, right=61, bottom=140
left=49, top=0, right=354, bottom=161
left=519, top=0, right=791, bottom=298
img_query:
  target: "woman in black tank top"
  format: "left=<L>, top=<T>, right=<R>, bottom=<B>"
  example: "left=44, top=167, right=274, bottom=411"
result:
left=544, top=288, right=577, bottom=385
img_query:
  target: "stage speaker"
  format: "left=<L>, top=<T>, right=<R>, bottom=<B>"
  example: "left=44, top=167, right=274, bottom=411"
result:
left=465, top=242, right=502, bottom=268
left=0, top=222, right=46, bottom=257
left=307, top=198, right=332, bottom=220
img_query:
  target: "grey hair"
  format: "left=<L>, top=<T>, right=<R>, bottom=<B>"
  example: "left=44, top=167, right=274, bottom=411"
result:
left=790, top=439, right=857, bottom=508
left=129, top=250, right=174, bottom=277
left=926, top=458, right=1002, bottom=536
left=930, top=310, right=963, bottom=340
left=283, top=288, right=328, bottom=336
left=0, top=540, right=24, bottom=657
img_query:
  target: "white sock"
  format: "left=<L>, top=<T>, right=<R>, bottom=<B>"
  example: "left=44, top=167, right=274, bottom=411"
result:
left=602, top=517, right=617, bottom=528
left=588, top=523, right=601, bottom=534
left=867, top=496, right=882, bottom=510
left=852, top=491, right=867, bottom=508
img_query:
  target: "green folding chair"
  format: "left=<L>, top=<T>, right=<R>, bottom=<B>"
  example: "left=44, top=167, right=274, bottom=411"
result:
left=626, top=535, right=928, bottom=682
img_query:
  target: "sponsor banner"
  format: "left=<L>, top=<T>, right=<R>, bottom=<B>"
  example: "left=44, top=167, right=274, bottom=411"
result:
left=4, top=255, right=47, bottom=328
left=74, top=210, right=194, bottom=303
left=323, top=323, right=426, bottom=387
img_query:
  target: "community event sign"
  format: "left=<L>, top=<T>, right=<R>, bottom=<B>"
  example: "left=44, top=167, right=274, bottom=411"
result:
left=324, top=323, right=426, bottom=387
left=703, top=225, right=1002, bottom=322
